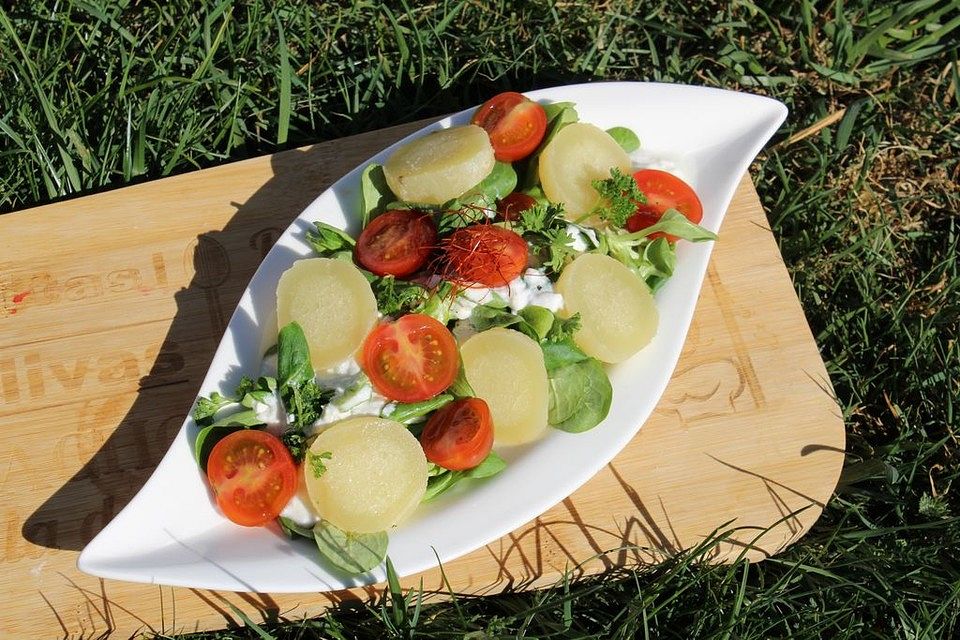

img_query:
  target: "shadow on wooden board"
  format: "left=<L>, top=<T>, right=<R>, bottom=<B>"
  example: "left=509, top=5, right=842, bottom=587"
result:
left=22, top=146, right=337, bottom=552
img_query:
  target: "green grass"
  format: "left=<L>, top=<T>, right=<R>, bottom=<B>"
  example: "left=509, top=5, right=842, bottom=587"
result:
left=3, top=0, right=959, bottom=638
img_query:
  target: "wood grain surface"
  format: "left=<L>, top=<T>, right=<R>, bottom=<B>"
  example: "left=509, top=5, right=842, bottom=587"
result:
left=0, top=118, right=844, bottom=638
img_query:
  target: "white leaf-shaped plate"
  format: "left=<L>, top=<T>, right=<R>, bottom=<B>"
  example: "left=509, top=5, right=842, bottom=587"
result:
left=78, top=82, right=786, bottom=592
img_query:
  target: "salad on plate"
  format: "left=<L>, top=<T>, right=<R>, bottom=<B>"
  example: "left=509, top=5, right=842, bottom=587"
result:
left=191, top=90, right=717, bottom=575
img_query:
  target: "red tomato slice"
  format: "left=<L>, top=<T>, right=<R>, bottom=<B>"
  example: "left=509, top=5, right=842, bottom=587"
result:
left=443, top=224, right=528, bottom=287
left=420, top=397, right=493, bottom=471
left=355, top=209, right=437, bottom=277
left=496, top=192, right=538, bottom=222
left=362, top=313, right=459, bottom=403
left=206, top=430, right=298, bottom=527
left=625, top=169, right=704, bottom=242
left=471, top=92, right=548, bottom=162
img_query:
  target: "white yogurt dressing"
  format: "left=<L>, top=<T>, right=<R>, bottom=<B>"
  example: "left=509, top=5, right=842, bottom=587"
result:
left=315, top=357, right=362, bottom=390
left=279, top=480, right=320, bottom=528
left=566, top=224, right=598, bottom=252
left=449, top=267, right=564, bottom=321
left=311, top=377, right=392, bottom=433
left=253, top=393, right=286, bottom=435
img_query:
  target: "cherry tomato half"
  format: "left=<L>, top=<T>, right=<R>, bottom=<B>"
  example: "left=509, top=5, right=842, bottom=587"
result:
left=497, top=192, right=538, bottom=222
left=362, top=313, right=460, bottom=403
left=355, top=209, right=438, bottom=277
left=471, top=92, right=548, bottom=162
left=420, top=397, right=494, bottom=471
left=444, top=224, right=528, bottom=287
left=625, top=169, right=704, bottom=242
left=206, top=429, right=298, bottom=527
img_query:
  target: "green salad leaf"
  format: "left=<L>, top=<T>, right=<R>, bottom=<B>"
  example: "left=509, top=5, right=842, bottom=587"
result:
left=278, top=321, right=335, bottom=434
left=606, top=126, right=641, bottom=153
left=423, top=451, right=507, bottom=502
left=543, top=312, right=582, bottom=345
left=435, top=205, right=489, bottom=235
left=193, top=376, right=277, bottom=426
left=543, top=101, right=579, bottom=124
left=285, top=518, right=389, bottom=579
left=630, top=208, right=718, bottom=242
left=237, top=376, right=277, bottom=409
left=517, top=305, right=554, bottom=341
left=470, top=304, right=579, bottom=346
left=541, top=227, right=579, bottom=273
left=509, top=202, right=580, bottom=276
left=308, top=450, right=333, bottom=478
left=546, top=356, right=612, bottom=432
left=471, top=302, right=524, bottom=330
left=417, top=281, right=457, bottom=324
left=292, top=382, right=335, bottom=430
left=456, top=161, right=517, bottom=209
left=278, top=322, right=314, bottom=391
left=279, top=516, right=314, bottom=539
left=306, top=221, right=355, bottom=261
left=360, top=163, right=393, bottom=225
left=592, top=209, right=716, bottom=291
left=313, top=520, right=388, bottom=574
left=386, top=394, right=454, bottom=424
left=537, top=312, right=612, bottom=433
left=513, top=201, right=565, bottom=234
left=470, top=303, right=543, bottom=342
left=636, top=237, right=677, bottom=292
left=193, top=392, right=234, bottom=425
left=540, top=340, right=589, bottom=370
left=370, top=275, right=431, bottom=317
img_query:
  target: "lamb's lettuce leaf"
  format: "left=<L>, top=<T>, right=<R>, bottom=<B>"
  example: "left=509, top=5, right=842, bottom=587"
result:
left=606, top=126, right=641, bottom=152
left=546, top=356, right=612, bottom=433
left=277, top=322, right=335, bottom=435
left=386, top=394, right=455, bottom=425
left=306, top=221, right=355, bottom=261
left=593, top=209, right=716, bottom=291
left=423, top=451, right=507, bottom=502
left=360, top=164, right=393, bottom=225
left=455, top=161, right=517, bottom=210
left=313, top=520, right=388, bottom=574
left=279, top=516, right=314, bottom=539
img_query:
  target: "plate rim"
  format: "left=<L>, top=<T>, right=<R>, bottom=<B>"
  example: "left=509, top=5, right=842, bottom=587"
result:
left=78, top=80, right=788, bottom=592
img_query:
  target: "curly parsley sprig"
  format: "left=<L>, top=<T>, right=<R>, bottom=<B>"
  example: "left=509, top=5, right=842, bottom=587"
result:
left=509, top=202, right=580, bottom=276
left=590, top=168, right=646, bottom=227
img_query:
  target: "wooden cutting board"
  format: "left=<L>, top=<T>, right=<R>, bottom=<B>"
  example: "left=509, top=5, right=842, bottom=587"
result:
left=0, top=118, right=844, bottom=638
